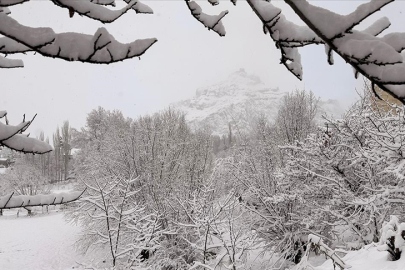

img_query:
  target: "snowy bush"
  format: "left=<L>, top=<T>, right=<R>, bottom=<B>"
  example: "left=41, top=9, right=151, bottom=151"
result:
left=296, top=234, right=351, bottom=270
left=378, top=215, right=405, bottom=261
left=209, top=82, right=405, bottom=268
left=174, top=181, right=258, bottom=270
left=1, top=158, right=50, bottom=196
left=280, top=83, right=405, bottom=249
left=71, top=175, right=162, bottom=268
left=209, top=91, right=329, bottom=268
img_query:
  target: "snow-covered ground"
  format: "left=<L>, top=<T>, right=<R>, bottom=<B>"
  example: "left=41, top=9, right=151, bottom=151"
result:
left=313, top=244, right=405, bottom=270
left=0, top=210, right=83, bottom=270
left=0, top=209, right=401, bottom=270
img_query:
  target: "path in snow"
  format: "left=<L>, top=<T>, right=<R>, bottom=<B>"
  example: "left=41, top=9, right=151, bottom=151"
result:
left=0, top=211, right=83, bottom=270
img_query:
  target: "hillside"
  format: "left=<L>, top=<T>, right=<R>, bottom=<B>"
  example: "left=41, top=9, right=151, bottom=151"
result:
left=173, top=69, right=345, bottom=135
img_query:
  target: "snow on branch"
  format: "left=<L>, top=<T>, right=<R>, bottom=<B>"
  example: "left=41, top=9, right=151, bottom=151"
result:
left=284, top=0, right=405, bottom=102
left=0, top=110, right=53, bottom=154
left=0, top=190, right=85, bottom=209
left=185, top=0, right=228, bottom=37
left=246, top=0, right=322, bottom=80
left=306, top=234, right=352, bottom=270
left=0, top=120, right=29, bottom=141
left=363, top=17, right=391, bottom=37
left=0, top=13, right=157, bottom=65
left=50, top=0, right=138, bottom=23
left=0, top=37, right=30, bottom=54
left=90, top=0, right=116, bottom=7
left=124, top=0, right=153, bottom=14
left=0, top=54, right=23, bottom=68
left=2, top=133, right=53, bottom=154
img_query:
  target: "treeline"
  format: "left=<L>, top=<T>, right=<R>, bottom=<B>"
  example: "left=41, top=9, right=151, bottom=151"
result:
left=66, top=86, right=405, bottom=269
left=4, top=121, right=75, bottom=184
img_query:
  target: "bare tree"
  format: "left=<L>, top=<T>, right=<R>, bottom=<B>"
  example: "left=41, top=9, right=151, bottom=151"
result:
left=53, top=127, right=62, bottom=182
left=61, top=121, right=71, bottom=181
left=276, top=90, right=319, bottom=145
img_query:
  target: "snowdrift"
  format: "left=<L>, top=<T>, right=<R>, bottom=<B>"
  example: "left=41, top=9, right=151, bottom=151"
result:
left=314, top=244, right=405, bottom=270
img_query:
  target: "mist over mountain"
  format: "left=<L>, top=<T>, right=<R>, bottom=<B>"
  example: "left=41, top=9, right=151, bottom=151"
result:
left=173, top=69, right=345, bottom=135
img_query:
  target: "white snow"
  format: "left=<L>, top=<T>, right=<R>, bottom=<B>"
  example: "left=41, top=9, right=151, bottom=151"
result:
left=0, top=120, right=28, bottom=140
left=313, top=244, right=405, bottom=270
left=0, top=212, right=83, bottom=270
left=2, top=133, right=53, bottom=154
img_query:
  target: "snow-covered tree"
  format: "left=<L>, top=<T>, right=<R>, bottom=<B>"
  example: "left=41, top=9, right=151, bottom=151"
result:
left=70, top=107, right=216, bottom=267
left=212, top=124, right=325, bottom=268
left=61, top=121, right=72, bottom=181
left=280, top=84, right=405, bottom=250
left=72, top=175, right=162, bottom=268
left=0, top=113, right=83, bottom=211
left=2, top=0, right=405, bottom=101
left=2, top=158, right=50, bottom=196
left=276, top=90, right=319, bottom=145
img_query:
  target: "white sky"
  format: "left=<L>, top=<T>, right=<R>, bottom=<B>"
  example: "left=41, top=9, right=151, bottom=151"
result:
left=2, top=0, right=405, bottom=139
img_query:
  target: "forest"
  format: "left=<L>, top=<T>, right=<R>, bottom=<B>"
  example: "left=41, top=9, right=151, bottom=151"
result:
left=2, top=85, right=405, bottom=270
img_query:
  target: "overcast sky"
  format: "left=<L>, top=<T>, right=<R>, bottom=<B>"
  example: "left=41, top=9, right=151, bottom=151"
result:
left=2, top=0, right=405, bottom=139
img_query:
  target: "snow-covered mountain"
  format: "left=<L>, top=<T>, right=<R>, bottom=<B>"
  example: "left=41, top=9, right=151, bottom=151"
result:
left=173, top=69, right=345, bottom=135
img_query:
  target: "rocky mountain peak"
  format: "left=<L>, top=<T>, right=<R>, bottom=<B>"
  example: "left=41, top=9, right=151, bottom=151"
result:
left=173, top=69, right=344, bottom=135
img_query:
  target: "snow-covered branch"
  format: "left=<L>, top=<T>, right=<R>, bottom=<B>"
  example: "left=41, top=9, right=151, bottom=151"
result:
left=185, top=0, right=228, bottom=37
left=0, top=0, right=156, bottom=68
left=284, top=0, right=405, bottom=102
left=50, top=0, right=138, bottom=23
left=246, top=0, right=322, bottom=79
left=307, top=234, right=351, bottom=270
left=0, top=190, right=85, bottom=209
left=0, top=110, right=53, bottom=154
left=0, top=13, right=157, bottom=65
left=0, top=54, right=23, bottom=68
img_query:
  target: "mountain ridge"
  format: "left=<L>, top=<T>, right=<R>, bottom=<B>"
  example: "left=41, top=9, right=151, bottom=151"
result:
left=173, top=69, right=345, bottom=135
